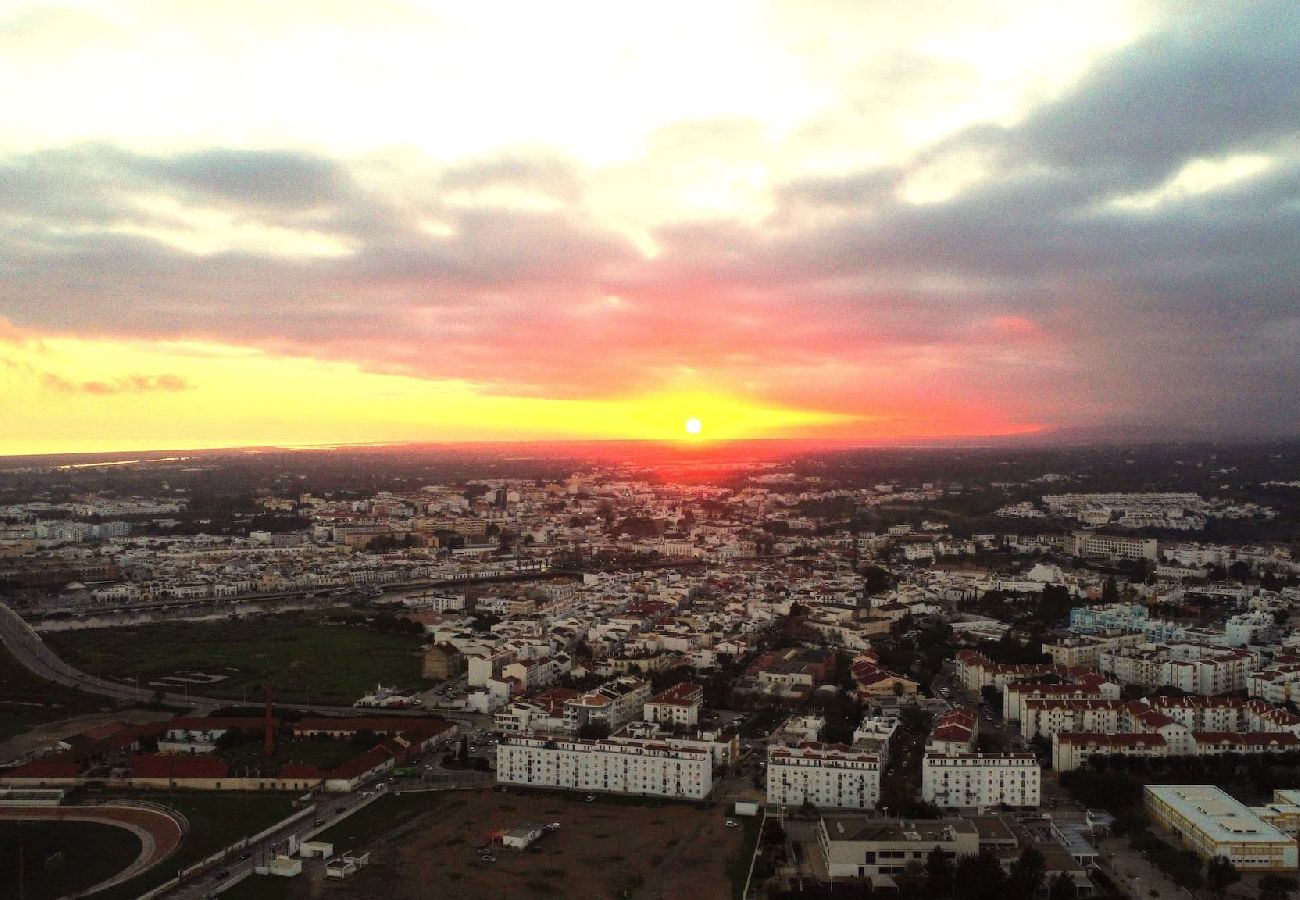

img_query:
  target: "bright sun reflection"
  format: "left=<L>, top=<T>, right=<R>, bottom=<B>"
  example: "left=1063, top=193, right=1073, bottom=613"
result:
left=684, top=417, right=703, bottom=435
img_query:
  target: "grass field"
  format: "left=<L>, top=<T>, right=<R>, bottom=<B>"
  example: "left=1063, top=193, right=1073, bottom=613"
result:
left=0, top=641, right=113, bottom=742
left=46, top=612, right=431, bottom=705
left=0, top=820, right=142, bottom=900
left=313, top=790, right=443, bottom=848
left=89, top=791, right=298, bottom=900
left=221, top=873, right=294, bottom=900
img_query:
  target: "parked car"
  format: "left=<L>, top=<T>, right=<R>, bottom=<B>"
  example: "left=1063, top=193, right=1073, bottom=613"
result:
left=725, top=819, right=739, bottom=828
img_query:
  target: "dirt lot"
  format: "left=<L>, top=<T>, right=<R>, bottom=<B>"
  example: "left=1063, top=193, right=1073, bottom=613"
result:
left=300, top=788, right=746, bottom=899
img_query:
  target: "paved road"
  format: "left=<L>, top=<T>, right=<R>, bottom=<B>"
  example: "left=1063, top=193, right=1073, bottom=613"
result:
left=0, top=600, right=452, bottom=718
left=166, top=779, right=392, bottom=900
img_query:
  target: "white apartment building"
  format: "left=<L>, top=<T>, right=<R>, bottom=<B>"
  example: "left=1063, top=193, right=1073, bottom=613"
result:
left=496, top=735, right=712, bottom=800
left=642, top=682, right=702, bottom=728
left=563, top=676, right=652, bottom=734
left=1042, top=633, right=1147, bottom=668
left=1020, top=698, right=1125, bottom=740
left=1250, top=666, right=1300, bottom=706
left=1070, top=532, right=1158, bottom=561
left=1053, top=732, right=1169, bottom=772
left=767, top=744, right=881, bottom=810
left=1099, top=644, right=1258, bottom=695
left=921, top=753, right=1041, bottom=809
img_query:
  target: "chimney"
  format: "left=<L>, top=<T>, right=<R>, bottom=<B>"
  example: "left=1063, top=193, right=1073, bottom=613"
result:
left=263, top=684, right=275, bottom=758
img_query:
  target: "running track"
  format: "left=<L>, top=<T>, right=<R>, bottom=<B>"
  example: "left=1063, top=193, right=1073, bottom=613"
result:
left=0, top=803, right=184, bottom=895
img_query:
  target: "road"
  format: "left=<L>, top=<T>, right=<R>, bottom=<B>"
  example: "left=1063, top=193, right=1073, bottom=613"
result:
left=165, top=776, right=392, bottom=900
left=0, top=599, right=452, bottom=718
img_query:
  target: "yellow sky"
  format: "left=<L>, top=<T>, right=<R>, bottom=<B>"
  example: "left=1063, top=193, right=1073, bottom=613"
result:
left=0, top=333, right=852, bottom=455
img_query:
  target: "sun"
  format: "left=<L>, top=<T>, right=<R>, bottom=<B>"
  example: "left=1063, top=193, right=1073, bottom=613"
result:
left=684, top=417, right=703, bottom=435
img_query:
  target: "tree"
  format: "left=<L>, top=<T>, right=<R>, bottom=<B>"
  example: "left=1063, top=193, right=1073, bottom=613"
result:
left=1102, top=575, right=1120, bottom=605
left=925, top=846, right=955, bottom=897
left=457, top=735, right=469, bottom=765
left=1259, top=874, right=1299, bottom=900
left=1007, top=845, right=1047, bottom=900
left=1047, top=872, right=1077, bottom=900
left=578, top=721, right=611, bottom=740
left=955, top=851, right=1007, bottom=900
left=1206, top=855, right=1240, bottom=898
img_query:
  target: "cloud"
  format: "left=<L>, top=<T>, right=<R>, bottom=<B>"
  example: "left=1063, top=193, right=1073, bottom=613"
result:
left=40, top=372, right=192, bottom=395
left=0, top=2, right=1296, bottom=439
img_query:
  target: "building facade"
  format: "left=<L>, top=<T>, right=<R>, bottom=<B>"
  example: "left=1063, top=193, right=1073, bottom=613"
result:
left=767, top=744, right=881, bottom=809
left=921, top=753, right=1041, bottom=809
left=495, top=735, right=712, bottom=800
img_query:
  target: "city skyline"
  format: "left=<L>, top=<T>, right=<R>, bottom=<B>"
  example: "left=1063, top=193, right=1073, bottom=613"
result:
left=2, top=1, right=1298, bottom=455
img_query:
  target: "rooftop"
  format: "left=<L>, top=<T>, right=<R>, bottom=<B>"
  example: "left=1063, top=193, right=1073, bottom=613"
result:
left=1146, top=785, right=1292, bottom=845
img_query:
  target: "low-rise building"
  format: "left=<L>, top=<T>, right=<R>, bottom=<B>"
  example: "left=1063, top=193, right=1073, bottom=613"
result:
left=1145, top=785, right=1298, bottom=871
left=816, top=816, right=979, bottom=886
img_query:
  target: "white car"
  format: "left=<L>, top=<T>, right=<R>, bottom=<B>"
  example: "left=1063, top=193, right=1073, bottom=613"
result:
left=725, top=819, right=739, bottom=828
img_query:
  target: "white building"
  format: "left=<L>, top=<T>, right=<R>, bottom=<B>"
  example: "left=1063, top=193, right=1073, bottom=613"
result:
left=766, top=744, right=881, bottom=810
left=817, top=817, right=979, bottom=885
left=563, top=676, right=652, bottom=734
left=642, top=682, right=703, bottom=728
left=495, top=735, right=712, bottom=800
left=921, top=753, right=1040, bottom=809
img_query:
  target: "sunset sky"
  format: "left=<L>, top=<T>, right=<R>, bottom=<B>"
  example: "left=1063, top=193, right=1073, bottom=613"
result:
left=2, top=1, right=1297, bottom=455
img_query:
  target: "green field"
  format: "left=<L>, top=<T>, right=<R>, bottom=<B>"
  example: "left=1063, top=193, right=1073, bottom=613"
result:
left=0, top=641, right=113, bottom=742
left=313, top=790, right=443, bottom=848
left=47, top=613, right=431, bottom=706
left=0, top=820, right=142, bottom=900
left=90, top=791, right=298, bottom=900
left=220, top=873, right=295, bottom=900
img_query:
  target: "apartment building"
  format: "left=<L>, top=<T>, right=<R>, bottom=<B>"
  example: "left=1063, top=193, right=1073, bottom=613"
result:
left=1145, top=785, right=1298, bottom=871
left=643, top=682, right=703, bottom=728
left=1069, top=533, right=1158, bottom=561
left=1249, top=664, right=1300, bottom=706
left=493, top=688, right=580, bottom=735
left=495, top=735, right=712, bottom=800
left=1003, top=678, right=1120, bottom=722
left=1099, top=643, right=1258, bottom=695
left=563, top=676, right=652, bottom=734
left=1053, top=732, right=1169, bottom=772
left=1042, top=632, right=1147, bottom=668
left=1020, top=698, right=1125, bottom=740
left=925, top=708, right=976, bottom=755
left=766, top=743, right=882, bottom=810
left=921, top=752, right=1040, bottom=809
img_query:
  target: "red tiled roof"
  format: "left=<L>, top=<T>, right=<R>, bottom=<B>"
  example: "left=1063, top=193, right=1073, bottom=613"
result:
left=5, top=757, right=83, bottom=778
left=326, top=746, right=394, bottom=780
left=1056, top=732, right=1165, bottom=747
left=279, top=763, right=325, bottom=779
left=131, top=753, right=230, bottom=779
